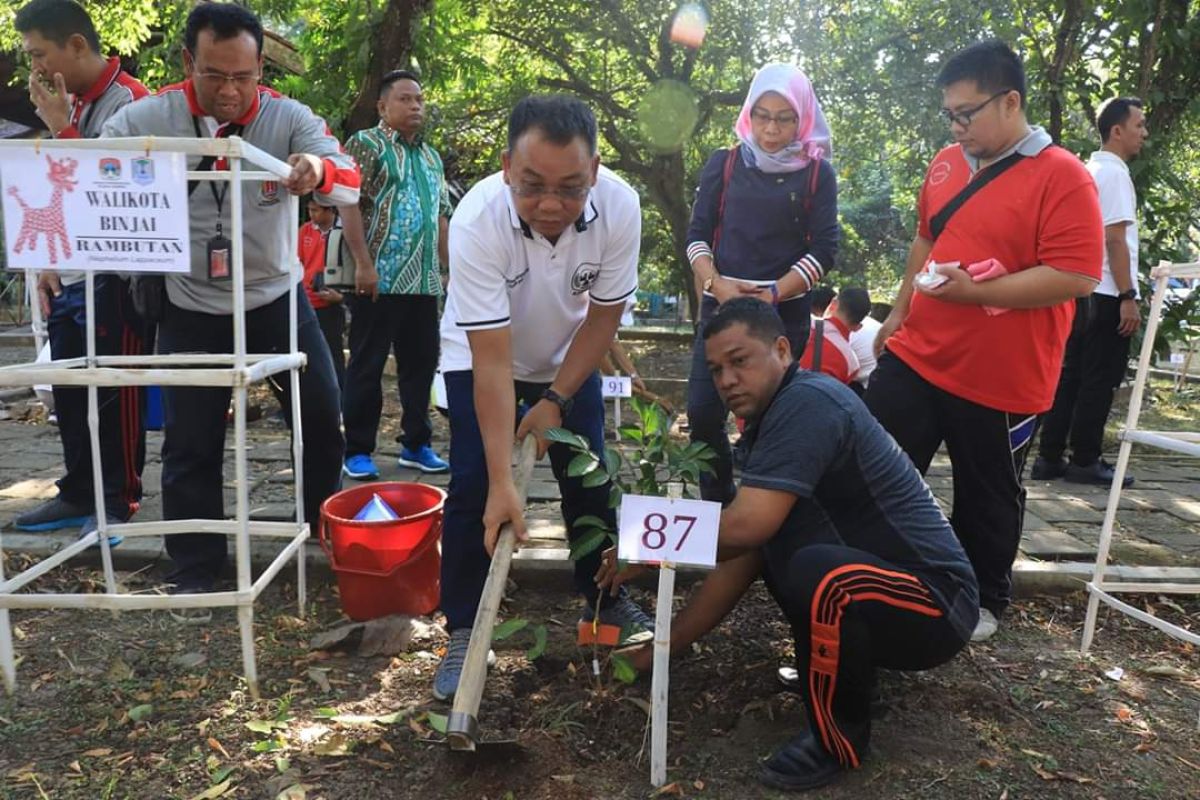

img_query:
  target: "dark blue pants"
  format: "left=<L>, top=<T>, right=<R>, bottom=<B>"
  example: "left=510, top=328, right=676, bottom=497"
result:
left=440, top=370, right=616, bottom=631
left=1038, top=295, right=1131, bottom=467
left=687, top=295, right=812, bottom=503
left=158, top=288, right=344, bottom=591
left=48, top=276, right=146, bottom=520
left=343, top=294, right=439, bottom=455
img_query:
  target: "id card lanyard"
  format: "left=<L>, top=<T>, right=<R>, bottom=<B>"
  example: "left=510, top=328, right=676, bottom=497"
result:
left=191, top=116, right=237, bottom=280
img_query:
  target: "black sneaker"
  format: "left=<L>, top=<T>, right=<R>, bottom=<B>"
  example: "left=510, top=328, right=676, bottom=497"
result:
left=758, top=729, right=850, bottom=792
left=12, top=496, right=93, bottom=532
left=1064, top=460, right=1133, bottom=488
left=1029, top=456, right=1067, bottom=480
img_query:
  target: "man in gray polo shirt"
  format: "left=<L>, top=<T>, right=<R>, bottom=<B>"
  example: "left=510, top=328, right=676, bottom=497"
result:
left=101, top=3, right=359, bottom=616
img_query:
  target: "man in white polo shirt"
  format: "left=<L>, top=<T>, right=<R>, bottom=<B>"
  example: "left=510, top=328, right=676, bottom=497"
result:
left=433, top=94, right=650, bottom=701
left=1033, top=97, right=1148, bottom=486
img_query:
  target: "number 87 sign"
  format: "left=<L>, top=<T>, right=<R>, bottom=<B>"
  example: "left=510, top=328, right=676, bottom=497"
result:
left=617, top=494, right=721, bottom=568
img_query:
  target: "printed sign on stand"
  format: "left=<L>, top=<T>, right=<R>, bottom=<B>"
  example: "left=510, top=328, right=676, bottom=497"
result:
left=1, top=147, right=190, bottom=273
left=617, top=493, right=720, bottom=568
left=602, top=375, right=633, bottom=398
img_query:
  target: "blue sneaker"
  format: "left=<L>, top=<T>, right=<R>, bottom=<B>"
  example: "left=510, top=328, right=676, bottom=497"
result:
left=398, top=445, right=449, bottom=474
left=13, top=496, right=92, bottom=532
left=342, top=454, right=380, bottom=481
left=432, top=628, right=495, bottom=702
left=79, top=514, right=124, bottom=548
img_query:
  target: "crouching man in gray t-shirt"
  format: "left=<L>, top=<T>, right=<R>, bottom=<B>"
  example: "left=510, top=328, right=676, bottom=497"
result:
left=599, top=297, right=979, bottom=793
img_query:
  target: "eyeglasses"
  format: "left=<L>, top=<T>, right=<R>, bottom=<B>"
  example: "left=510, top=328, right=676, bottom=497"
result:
left=510, top=183, right=591, bottom=201
left=750, top=108, right=799, bottom=127
left=939, top=91, right=1011, bottom=128
left=195, top=70, right=260, bottom=89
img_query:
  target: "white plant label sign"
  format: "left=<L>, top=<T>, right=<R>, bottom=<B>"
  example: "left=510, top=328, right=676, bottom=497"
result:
left=618, top=493, right=720, bottom=568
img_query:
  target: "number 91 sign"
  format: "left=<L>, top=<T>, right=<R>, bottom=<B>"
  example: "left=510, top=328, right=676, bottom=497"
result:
left=617, top=494, right=721, bottom=568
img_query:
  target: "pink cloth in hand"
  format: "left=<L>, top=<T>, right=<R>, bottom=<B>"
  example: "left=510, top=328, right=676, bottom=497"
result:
left=966, top=258, right=1009, bottom=316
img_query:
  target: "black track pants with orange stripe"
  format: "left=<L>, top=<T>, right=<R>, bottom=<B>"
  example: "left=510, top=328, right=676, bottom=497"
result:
left=49, top=276, right=147, bottom=520
left=764, top=543, right=970, bottom=769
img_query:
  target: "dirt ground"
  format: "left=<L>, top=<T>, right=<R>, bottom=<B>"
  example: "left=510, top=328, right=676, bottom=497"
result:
left=2, top=337, right=1199, bottom=799
left=0, top=560, right=1197, bottom=800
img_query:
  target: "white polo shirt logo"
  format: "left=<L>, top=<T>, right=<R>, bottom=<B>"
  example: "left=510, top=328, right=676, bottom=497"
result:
left=570, top=262, right=601, bottom=294
left=440, top=165, right=641, bottom=383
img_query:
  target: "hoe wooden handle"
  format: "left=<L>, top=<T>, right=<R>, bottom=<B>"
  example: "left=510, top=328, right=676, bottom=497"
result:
left=447, top=435, right=539, bottom=750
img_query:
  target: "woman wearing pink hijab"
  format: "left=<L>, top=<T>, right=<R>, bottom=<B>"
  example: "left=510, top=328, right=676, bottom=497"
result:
left=685, top=62, right=840, bottom=503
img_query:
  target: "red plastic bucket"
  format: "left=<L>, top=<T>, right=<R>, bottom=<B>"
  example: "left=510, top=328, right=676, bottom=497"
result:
left=319, top=482, right=446, bottom=621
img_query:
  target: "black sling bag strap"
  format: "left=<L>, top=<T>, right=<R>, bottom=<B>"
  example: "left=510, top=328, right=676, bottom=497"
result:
left=811, top=318, right=825, bottom=373
left=928, top=151, right=1025, bottom=242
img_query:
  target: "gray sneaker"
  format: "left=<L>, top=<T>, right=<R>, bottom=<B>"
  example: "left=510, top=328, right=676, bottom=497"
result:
left=580, top=594, right=655, bottom=645
left=971, top=608, right=999, bottom=642
left=79, top=514, right=124, bottom=548
left=13, top=496, right=92, bottom=532
left=432, top=628, right=495, bottom=702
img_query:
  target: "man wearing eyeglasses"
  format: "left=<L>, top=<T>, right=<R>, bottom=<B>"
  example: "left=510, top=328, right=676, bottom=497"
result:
left=339, top=70, right=451, bottom=481
left=868, top=40, right=1102, bottom=643
left=101, top=3, right=360, bottom=618
left=431, top=94, right=649, bottom=701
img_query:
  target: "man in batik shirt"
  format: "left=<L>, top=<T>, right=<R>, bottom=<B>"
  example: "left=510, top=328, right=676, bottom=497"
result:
left=341, top=69, right=451, bottom=478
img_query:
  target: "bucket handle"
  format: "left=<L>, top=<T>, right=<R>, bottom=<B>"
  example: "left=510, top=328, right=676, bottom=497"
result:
left=319, top=515, right=443, bottom=579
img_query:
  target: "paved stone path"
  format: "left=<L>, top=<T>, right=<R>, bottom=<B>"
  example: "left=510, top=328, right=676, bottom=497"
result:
left=1, top=389, right=1197, bottom=579
left=1, top=329, right=1197, bottom=584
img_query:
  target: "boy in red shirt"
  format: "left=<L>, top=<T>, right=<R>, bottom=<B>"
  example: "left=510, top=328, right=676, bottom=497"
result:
left=299, top=198, right=346, bottom=388
left=868, top=40, right=1102, bottom=642
left=799, top=286, right=871, bottom=386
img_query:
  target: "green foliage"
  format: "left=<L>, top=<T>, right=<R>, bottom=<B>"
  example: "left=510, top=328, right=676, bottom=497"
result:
left=4, top=0, right=1196, bottom=320
left=550, top=395, right=715, bottom=563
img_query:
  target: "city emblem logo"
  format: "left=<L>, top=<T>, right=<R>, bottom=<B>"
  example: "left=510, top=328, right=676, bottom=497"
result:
left=99, top=157, right=121, bottom=180
left=131, top=157, right=155, bottom=186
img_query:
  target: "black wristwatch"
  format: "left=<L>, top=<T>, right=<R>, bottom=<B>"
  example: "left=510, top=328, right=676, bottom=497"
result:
left=1117, top=289, right=1137, bottom=302
left=541, top=387, right=574, bottom=417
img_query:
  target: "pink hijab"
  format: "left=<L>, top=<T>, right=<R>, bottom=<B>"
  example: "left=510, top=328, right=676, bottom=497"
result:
left=734, top=63, right=832, bottom=173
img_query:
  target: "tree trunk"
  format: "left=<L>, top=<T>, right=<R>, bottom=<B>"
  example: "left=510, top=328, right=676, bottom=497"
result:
left=1046, top=0, right=1083, bottom=143
left=343, top=0, right=435, bottom=134
left=642, top=152, right=698, bottom=323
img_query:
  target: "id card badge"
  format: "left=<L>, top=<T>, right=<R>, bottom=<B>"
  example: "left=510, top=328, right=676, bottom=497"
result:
left=207, top=227, right=232, bottom=281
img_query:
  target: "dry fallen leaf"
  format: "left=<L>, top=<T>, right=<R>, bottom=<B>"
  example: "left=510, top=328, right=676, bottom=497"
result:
left=80, top=748, right=112, bottom=758
left=186, top=778, right=233, bottom=800
left=693, top=779, right=706, bottom=791
left=312, top=733, right=352, bottom=757
left=654, top=783, right=685, bottom=797
left=207, top=737, right=231, bottom=759
left=307, top=668, right=332, bottom=694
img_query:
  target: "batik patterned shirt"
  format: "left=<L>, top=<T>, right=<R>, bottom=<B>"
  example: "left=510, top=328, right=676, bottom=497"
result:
left=345, top=123, right=451, bottom=295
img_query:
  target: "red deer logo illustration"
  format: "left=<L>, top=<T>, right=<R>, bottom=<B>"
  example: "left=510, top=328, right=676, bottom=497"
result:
left=8, top=154, right=78, bottom=265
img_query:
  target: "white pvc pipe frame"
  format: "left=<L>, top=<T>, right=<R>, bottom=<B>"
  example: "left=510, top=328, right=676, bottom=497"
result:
left=0, top=136, right=310, bottom=699
left=1081, top=260, right=1200, bottom=653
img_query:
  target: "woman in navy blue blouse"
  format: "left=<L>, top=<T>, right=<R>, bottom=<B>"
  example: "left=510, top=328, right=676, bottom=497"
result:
left=686, top=63, right=840, bottom=503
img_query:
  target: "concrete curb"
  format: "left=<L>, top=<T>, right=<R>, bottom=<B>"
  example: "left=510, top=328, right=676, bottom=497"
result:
left=1, top=530, right=1118, bottom=597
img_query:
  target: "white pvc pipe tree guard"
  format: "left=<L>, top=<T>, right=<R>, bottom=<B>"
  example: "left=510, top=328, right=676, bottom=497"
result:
left=0, top=136, right=311, bottom=698
left=1081, top=260, right=1200, bottom=654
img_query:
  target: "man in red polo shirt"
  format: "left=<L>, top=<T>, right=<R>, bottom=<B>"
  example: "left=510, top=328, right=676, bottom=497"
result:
left=12, top=0, right=150, bottom=540
left=869, top=40, right=1102, bottom=642
left=799, top=286, right=871, bottom=385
